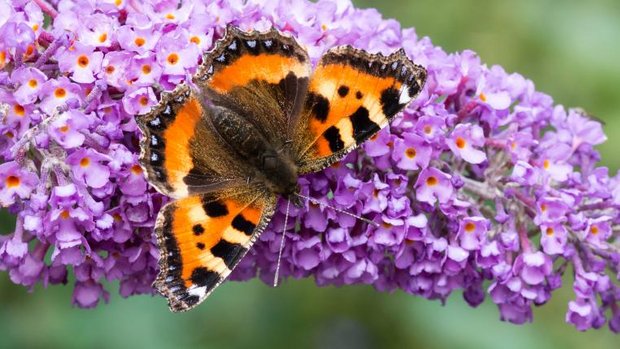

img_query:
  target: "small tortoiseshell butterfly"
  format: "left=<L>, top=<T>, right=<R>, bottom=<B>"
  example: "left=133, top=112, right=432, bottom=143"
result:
left=137, top=25, right=427, bottom=312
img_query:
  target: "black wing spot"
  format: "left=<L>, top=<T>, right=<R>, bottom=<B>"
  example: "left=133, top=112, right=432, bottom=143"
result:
left=337, top=85, right=349, bottom=97
left=203, top=200, right=228, bottom=217
left=349, top=106, right=379, bottom=144
left=323, top=126, right=345, bottom=152
left=355, top=91, right=363, bottom=99
left=408, top=80, right=421, bottom=97
left=196, top=242, right=205, bottom=250
left=190, top=267, right=220, bottom=288
left=231, top=214, right=256, bottom=236
left=211, top=239, right=246, bottom=269
left=307, top=93, right=330, bottom=122
left=192, top=224, right=205, bottom=236
left=181, top=295, right=199, bottom=307
left=380, top=87, right=403, bottom=118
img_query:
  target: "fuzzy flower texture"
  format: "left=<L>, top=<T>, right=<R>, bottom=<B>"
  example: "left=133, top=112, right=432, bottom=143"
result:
left=0, top=0, right=619, bottom=331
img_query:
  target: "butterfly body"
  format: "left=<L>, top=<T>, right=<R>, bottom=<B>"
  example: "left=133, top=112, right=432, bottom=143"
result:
left=137, top=25, right=426, bottom=311
left=206, top=105, right=300, bottom=201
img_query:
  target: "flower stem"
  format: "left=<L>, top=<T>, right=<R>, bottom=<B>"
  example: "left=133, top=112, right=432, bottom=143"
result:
left=33, top=0, right=58, bottom=18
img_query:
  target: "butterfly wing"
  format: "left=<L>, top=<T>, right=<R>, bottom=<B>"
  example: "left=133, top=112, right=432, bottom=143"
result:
left=153, top=191, right=277, bottom=312
left=292, top=46, right=427, bottom=173
left=193, top=25, right=311, bottom=146
left=137, top=84, right=252, bottom=199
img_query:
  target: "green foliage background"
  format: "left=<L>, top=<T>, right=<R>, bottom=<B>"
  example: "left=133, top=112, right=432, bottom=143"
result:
left=1, top=1, right=619, bottom=348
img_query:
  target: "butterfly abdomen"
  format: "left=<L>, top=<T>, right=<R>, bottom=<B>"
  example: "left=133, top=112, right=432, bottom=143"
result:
left=210, top=106, right=299, bottom=197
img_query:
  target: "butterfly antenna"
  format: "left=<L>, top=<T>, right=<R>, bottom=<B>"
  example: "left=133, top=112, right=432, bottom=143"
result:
left=273, top=199, right=291, bottom=287
left=293, top=193, right=379, bottom=227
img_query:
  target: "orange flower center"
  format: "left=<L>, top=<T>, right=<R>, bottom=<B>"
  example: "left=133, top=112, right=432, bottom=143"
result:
left=134, top=37, right=145, bottom=47
left=105, top=65, right=115, bottom=74
left=139, top=96, right=149, bottom=106
left=455, top=137, right=466, bottom=149
left=80, top=157, right=91, bottom=168
left=13, top=104, right=25, bottom=116
left=141, top=64, right=152, bottom=74
left=543, top=159, right=550, bottom=170
left=405, top=147, right=416, bottom=159
left=113, top=213, right=122, bottom=221
left=167, top=53, right=179, bottom=65
left=77, top=55, right=89, bottom=67
left=130, top=164, right=143, bottom=175
left=190, top=36, right=200, bottom=45
left=5, top=131, right=14, bottom=139
left=5, top=175, right=20, bottom=188
left=540, top=203, right=547, bottom=212
left=24, top=45, right=35, bottom=57
left=60, top=210, right=70, bottom=219
left=545, top=227, right=554, bottom=236
left=423, top=125, right=432, bottom=134
left=479, top=93, right=487, bottom=102
left=464, top=222, right=476, bottom=233
left=28, top=79, right=38, bottom=88
left=99, top=33, right=108, bottom=43
left=165, top=13, right=175, bottom=20
left=114, top=0, right=122, bottom=6
left=32, top=23, right=39, bottom=32
left=426, top=176, right=438, bottom=186
left=590, top=225, right=599, bottom=235
left=54, top=87, right=67, bottom=98
left=59, top=125, right=70, bottom=133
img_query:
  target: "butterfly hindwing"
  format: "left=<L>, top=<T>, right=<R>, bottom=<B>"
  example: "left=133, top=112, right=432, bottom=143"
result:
left=293, top=46, right=427, bottom=173
left=153, top=192, right=277, bottom=312
left=194, top=25, right=311, bottom=146
left=136, top=84, right=253, bottom=199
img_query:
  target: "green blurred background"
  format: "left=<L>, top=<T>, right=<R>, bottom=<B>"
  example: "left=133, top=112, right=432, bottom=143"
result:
left=1, top=0, right=619, bottom=348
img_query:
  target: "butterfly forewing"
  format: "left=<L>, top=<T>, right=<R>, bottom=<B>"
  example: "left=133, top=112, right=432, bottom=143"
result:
left=293, top=46, right=427, bottom=173
left=194, top=25, right=311, bottom=146
left=136, top=85, right=255, bottom=199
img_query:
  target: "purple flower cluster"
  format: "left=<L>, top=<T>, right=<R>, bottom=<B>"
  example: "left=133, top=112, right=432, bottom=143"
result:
left=0, top=0, right=618, bottom=331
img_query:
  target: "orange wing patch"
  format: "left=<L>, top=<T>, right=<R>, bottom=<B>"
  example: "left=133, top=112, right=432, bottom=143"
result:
left=153, top=193, right=273, bottom=312
left=162, top=97, right=202, bottom=196
left=207, top=53, right=309, bottom=93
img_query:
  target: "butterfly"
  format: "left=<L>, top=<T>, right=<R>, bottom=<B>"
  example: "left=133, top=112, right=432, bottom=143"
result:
left=137, top=25, right=427, bottom=312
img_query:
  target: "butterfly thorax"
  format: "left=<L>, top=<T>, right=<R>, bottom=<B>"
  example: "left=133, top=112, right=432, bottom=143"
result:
left=210, top=106, right=300, bottom=199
